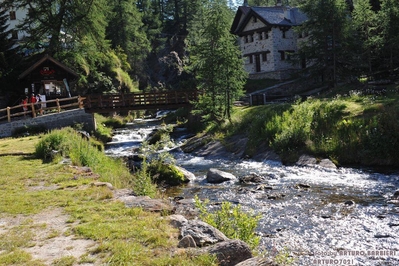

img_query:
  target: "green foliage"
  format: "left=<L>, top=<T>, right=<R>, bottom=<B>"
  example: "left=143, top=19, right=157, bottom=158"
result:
left=194, top=195, right=261, bottom=250
left=34, top=128, right=132, bottom=188
left=187, top=0, right=247, bottom=123
left=133, top=158, right=158, bottom=197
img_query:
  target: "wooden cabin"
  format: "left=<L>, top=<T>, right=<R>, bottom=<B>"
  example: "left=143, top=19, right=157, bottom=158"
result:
left=18, top=54, right=78, bottom=99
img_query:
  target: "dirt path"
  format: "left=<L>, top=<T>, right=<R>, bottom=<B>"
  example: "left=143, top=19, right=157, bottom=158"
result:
left=0, top=208, right=99, bottom=265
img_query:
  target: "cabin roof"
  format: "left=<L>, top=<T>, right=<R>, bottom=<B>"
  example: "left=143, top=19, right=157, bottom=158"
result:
left=19, top=54, right=78, bottom=80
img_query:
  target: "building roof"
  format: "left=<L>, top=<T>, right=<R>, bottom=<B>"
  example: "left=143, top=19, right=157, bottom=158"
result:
left=19, top=54, right=78, bottom=80
left=231, top=5, right=307, bottom=34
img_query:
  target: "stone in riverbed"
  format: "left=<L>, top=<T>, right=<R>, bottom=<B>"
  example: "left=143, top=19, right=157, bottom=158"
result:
left=206, top=168, right=236, bottom=183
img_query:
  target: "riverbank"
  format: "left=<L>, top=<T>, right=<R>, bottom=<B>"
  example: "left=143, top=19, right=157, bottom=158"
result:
left=185, top=81, right=399, bottom=169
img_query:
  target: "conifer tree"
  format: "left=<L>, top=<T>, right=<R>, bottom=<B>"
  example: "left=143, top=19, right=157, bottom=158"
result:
left=297, top=0, right=357, bottom=87
left=188, top=0, right=247, bottom=122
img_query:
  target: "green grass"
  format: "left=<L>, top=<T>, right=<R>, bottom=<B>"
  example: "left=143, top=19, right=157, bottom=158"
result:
left=217, top=82, right=399, bottom=166
left=0, top=134, right=217, bottom=265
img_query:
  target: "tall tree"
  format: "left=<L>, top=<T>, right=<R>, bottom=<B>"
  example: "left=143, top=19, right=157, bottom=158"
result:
left=297, top=0, right=357, bottom=87
left=377, top=0, right=399, bottom=74
left=0, top=3, right=15, bottom=79
left=188, top=0, right=247, bottom=122
left=352, top=0, right=380, bottom=73
left=107, top=0, right=150, bottom=84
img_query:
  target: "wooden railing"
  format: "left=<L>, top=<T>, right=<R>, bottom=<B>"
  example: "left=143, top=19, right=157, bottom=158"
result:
left=0, top=96, right=84, bottom=123
left=84, top=91, right=197, bottom=113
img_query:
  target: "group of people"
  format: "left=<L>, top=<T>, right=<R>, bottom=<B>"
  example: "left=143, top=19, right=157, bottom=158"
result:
left=21, top=93, right=44, bottom=116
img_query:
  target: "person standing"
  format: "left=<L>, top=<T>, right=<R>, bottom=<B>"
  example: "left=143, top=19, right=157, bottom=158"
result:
left=21, top=96, right=28, bottom=117
left=30, top=93, right=37, bottom=117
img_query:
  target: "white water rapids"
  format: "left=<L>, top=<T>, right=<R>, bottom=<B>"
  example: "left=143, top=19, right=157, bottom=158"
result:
left=105, top=117, right=399, bottom=266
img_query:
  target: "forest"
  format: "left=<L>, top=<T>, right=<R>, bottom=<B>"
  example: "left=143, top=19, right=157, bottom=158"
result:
left=0, top=0, right=399, bottom=116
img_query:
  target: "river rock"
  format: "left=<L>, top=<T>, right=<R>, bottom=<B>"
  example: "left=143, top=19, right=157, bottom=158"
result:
left=239, top=173, right=265, bottom=184
left=296, top=154, right=337, bottom=169
left=206, top=168, right=236, bottom=183
left=392, top=190, right=399, bottom=200
left=180, top=219, right=229, bottom=247
left=175, top=166, right=195, bottom=182
left=180, top=135, right=212, bottom=153
left=203, top=239, right=253, bottom=266
left=235, top=256, right=279, bottom=266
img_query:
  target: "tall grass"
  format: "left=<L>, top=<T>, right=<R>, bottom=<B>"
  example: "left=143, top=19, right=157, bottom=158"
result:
left=225, top=94, right=399, bottom=166
left=35, top=128, right=134, bottom=189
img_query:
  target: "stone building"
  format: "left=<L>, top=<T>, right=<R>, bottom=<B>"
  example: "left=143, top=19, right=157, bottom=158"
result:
left=230, top=0, right=307, bottom=80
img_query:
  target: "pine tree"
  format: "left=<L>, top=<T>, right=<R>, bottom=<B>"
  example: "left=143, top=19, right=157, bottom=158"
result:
left=0, top=3, right=15, bottom=79
left=297, top=0, right=357, bottom=87
left=188, top=0, right=247, bottom=122
left=107, top=0, right=150, bottom=81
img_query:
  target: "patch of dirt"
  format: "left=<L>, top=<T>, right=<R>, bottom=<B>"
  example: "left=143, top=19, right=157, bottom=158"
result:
left=0, top=208, right=99, bottom=265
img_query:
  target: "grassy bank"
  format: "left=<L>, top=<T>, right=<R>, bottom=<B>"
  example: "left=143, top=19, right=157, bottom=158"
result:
left=0, top=134, right=216, bottom=265
left=217, top=83, right=399, bottom=167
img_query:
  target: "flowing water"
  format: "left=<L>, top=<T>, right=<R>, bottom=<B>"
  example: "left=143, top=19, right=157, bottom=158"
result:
left=105, top=117, right=399, bottom=266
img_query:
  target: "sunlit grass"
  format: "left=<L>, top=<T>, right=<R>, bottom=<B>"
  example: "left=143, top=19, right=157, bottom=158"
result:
left=0, top=134, right=216, bottom=265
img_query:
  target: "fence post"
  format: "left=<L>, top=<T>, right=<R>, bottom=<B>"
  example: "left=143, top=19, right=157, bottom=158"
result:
left=56, top=99, right=61, bottom=113
left=7, top=107, right=11, bottom=122
left=31, top=103, right=36, bottom=118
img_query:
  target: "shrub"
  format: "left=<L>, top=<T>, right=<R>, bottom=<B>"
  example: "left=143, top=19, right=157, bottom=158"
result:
left=194, top=195, right=261, bottom=250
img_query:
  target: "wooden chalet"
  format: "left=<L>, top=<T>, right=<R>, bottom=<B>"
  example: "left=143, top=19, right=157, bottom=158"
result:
left=18, top=54, right=78, bottom=99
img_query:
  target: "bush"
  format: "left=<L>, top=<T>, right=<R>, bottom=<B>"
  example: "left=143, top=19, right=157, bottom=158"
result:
left=194, top=196, right=261, bottom=250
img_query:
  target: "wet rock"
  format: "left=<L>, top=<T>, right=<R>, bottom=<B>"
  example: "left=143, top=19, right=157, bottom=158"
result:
left=178, top=235, right=197, bottom=248
left=236, top=256, right=279, bottom=266
left=392, top=190, right=399, bottom=200
left=256, top=185, right=273, bottom=191
left=175, top=166, right=195, bottom=182
left=267, top=194, right=285, bottom=200
left=180, top=220, right=229, bottom=247
left=319, top=159, right=337, bottom=169
left=296, top=154, right=317, bottom=166
left=180, top=135, right=212, bottom=153
left=296, top=154, right=337, bottom=169
left=206, top=168, right=237, bottom=184
left=344, top=200, right=355, bottom=206
left=374, top=234, right=391, bottom=238
left=239, top=173, right=266, bottom=184
left=203, top=239, right=253, bottom=266
left=294, top=183, right=311, bottom=189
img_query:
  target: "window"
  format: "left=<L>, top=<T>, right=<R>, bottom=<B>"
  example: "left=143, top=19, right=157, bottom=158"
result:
left=248, top=55, right=253, bottom=64
left=259, top=32, right=263, bottom=40
left=10, top=11, right=16, bottom=20
left=279, top=51, right=285, bottom=61
left=11, top=30, right=18, bottom=40
left=262, top=52, right=268, bottom=62
left=282, top=31, right=286, bottom=38
left=253, top=17, right=257, bottom=23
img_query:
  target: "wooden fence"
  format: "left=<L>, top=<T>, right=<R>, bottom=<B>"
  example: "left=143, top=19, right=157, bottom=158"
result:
left=84, top=91, right=197, bottom=113
left=0, top=96, right=84, bottom=123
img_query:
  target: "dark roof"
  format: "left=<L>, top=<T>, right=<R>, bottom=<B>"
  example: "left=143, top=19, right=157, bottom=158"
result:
left=19, top=54, right=78, bottom=80
left=231, top=5, right=307, bottom=34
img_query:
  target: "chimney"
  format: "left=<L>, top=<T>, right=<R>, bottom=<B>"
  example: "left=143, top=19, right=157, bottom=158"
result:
left=276, top=0, right=282, bottom=6
left=243, top=0, right=249, bottom=7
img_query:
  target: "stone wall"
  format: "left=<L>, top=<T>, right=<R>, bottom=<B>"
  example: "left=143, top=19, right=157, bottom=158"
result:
left=0, top=109, right=95, bottom=138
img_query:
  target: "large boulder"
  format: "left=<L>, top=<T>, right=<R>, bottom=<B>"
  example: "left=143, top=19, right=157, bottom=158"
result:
left=204, top=239, right=253, bottom=266
left=206, top=168, right=237, bottom=184
left=180, top=219, right=229, bottom=247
